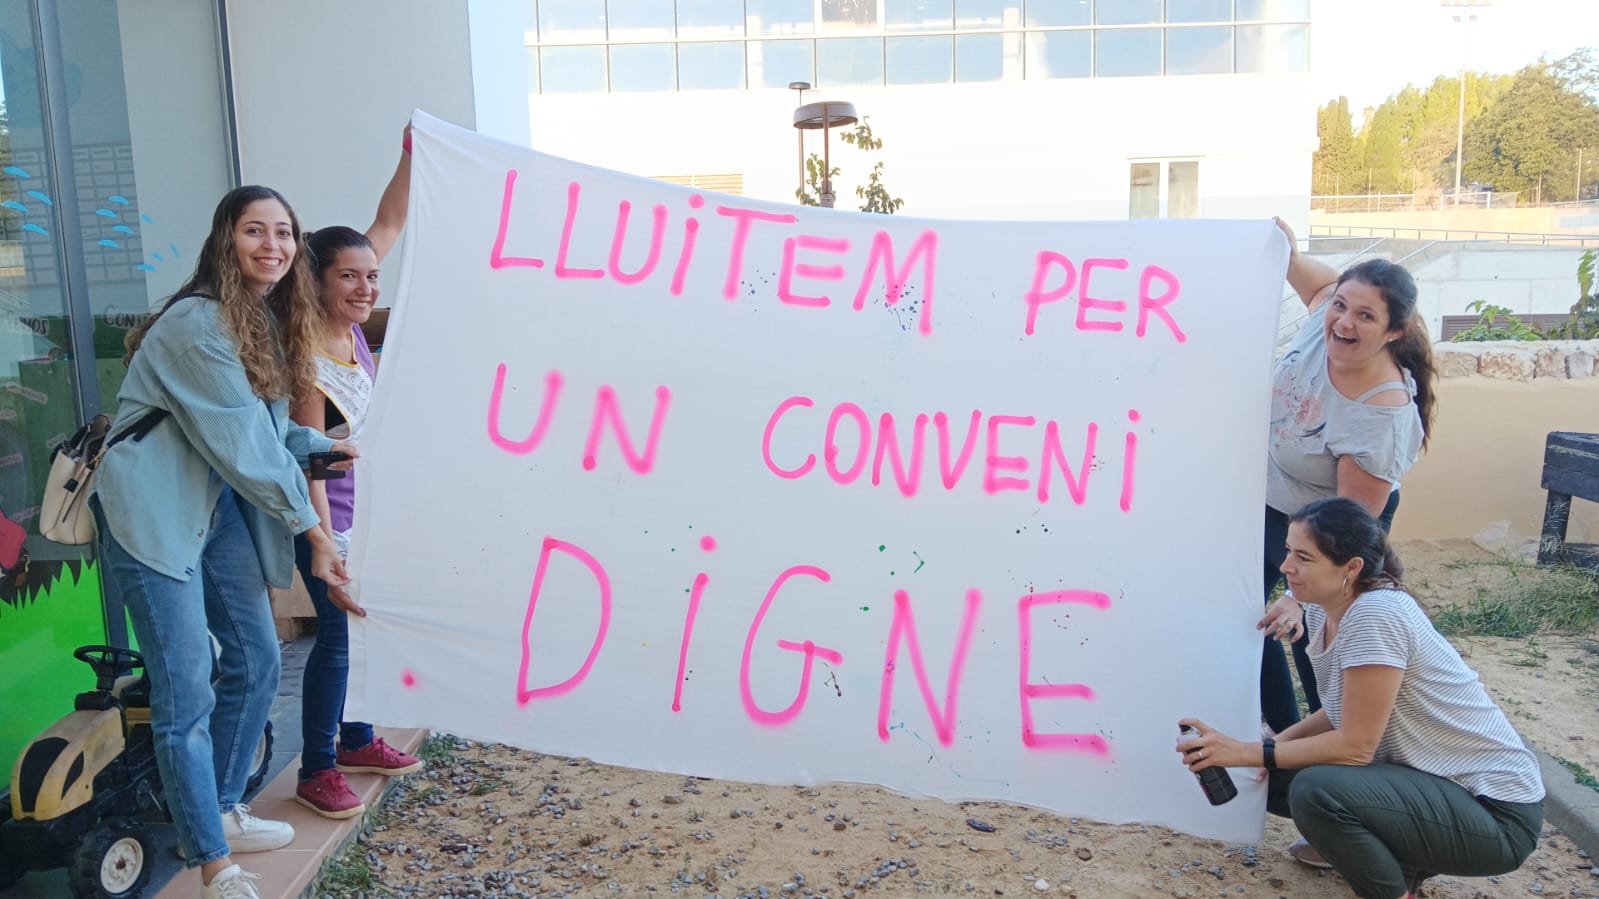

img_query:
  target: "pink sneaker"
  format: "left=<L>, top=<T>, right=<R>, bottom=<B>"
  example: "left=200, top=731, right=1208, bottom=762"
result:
left=295, top=769, right=365, bottom=819
left=336, top=737, right=423, bottom=776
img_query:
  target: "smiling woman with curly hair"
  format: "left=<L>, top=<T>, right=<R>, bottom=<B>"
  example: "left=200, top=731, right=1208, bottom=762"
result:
left=98, top=185, right=360, bottom=899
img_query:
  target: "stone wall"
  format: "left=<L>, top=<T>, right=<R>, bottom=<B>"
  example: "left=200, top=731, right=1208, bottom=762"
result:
left=1431, top=340, right=1599, bottom=382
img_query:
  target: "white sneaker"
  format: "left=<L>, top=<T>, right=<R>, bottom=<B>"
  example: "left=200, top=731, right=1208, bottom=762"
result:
left=202, top=865, right=262, bottom=899
left=220, top=804, right=294, bottom=852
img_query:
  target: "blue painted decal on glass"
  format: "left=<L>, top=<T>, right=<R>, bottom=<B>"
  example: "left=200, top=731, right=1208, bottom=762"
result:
left=26, top=191, right=52, bottom=207
left=3, top=166, right=31, bottom=179
left=1, top=200, right=25, bottom=213
left=112, top=225, right=133, bottom=234
left=136, top=264, right=156, bottom=272
left=22, top=223, right=48, bottom=236
left=95, top=209, right=117, bottom=218
left=140, top=214, right=153, bottom=224
left=152, top=253, right=164, bottom=262
left=97, top=239, right=119, bottom=248
left=108, top=195, right=130, bottom=205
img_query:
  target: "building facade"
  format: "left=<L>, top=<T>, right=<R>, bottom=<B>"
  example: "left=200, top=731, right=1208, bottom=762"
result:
left=0, top=0, right=526, bottom=781
left=523, top=0, right=1319, bottom=222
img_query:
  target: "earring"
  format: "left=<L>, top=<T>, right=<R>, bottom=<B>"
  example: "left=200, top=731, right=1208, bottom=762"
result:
left=1342, top=576, right=1349, bottom=591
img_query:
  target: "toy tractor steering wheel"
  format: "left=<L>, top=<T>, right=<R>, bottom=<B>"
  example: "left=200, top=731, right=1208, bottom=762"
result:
left=74, top=644, right=146, bottom=684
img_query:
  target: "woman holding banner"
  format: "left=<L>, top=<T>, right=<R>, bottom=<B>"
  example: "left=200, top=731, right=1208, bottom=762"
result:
left=288, top=128, right=419, bottom=820
left=1181, top=497, right=1542, bottom=899
left=94, top=185, right=356, bottom=899
left=1257, top=218, right=1436, bottom=735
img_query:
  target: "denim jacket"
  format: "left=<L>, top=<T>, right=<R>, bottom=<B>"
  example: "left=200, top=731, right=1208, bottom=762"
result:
left=94, top=296, right=334, bottom=587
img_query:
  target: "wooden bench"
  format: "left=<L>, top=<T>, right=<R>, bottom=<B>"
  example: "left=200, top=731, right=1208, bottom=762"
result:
left=1538, top=431, right=1599, bottom=571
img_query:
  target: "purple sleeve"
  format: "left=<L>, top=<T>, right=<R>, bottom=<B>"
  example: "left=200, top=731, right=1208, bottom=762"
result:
left=353, top=323, right=376, bottom=377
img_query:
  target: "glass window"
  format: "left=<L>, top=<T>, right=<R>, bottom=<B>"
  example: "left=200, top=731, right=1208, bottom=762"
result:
left=957, top=0, right=1022, bottom=29
left=1025, top=29, right=1089, bottom=79
left=818, top=37, right=884, bottom=85
left=1166, top=26, right=1232, bottom=74
left=609, top=43, right=677, bottom=92
left=539, top=0, right=606, bottom=43
left=1026, top=0, right=1091, bottom=27
left=527, top=46, right=541, bottom=92
left=680, top=41, right=746, bottom=89
left=541, top=45, right=609, bottom=92
left=822, top=0, right=878, bottom=30
left=1168, top=161, right=1199, bottom=218
left=1167, top=0, right=1233, bottom=23
left=1095, top=27, right=1161, bottom=76
left=524, top=0, right=539, bottom=41
left=1237, top=23, right=1307, bottom=73
left=887, top=0, right=954, bottom=31
left=1095, top=0, right=1161, bottom=25
left=749, top=0, right=815, bottom=35
left=955, top=33, right=1004, bottom=80
left=1237, top=0, right=1309, bottom=19
left=678, top=0, right=745, bottom=39
left=1129, top=163, right=1159, bottom=218
left=750, top=39, right=814, bottom=87
left=608, top=3, right=675, bottom=40
left=887, top=35, right=953, bottom=84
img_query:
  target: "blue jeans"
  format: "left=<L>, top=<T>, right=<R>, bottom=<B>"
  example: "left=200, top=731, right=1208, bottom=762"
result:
left=293, top=532, right=373, bottom=777
left=94, top=487, right=281, bottom=867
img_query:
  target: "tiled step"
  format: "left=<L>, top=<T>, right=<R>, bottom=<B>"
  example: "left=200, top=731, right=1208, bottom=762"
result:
left=155, top=728, right=426, bottom=899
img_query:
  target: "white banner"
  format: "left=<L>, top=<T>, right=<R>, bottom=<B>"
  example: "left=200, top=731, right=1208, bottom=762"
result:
left=348, top=111, right=1288, bottom=842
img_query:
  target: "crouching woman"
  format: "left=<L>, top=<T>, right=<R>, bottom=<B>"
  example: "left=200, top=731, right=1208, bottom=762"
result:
left=1178, top=497, right=1543, bottom=899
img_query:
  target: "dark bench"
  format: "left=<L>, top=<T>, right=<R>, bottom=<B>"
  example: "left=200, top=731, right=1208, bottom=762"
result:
left=1538, top=432, right=1599, bottom=571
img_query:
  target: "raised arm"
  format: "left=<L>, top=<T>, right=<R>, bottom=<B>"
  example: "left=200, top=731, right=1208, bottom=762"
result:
left=365, top=124, right=412, bottom=264
left=1275, top=216, right=1340, bottom=311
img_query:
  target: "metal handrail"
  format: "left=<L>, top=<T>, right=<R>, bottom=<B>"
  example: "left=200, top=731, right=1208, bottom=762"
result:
left=1311, top=224, right=1599, bottom=248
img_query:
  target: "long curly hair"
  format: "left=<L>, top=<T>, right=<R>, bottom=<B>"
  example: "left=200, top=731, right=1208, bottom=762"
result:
left=124, top=185, right=320, bottom=402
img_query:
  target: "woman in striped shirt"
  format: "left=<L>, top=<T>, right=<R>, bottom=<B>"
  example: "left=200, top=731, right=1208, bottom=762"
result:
left=1179, top=497, right=1544, bottom=899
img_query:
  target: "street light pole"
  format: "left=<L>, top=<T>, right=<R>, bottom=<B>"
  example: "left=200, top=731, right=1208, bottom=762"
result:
left=789, top=81, right=811, bottom=198
left=1442, top=0, right=1490, bottom=206
left=793, top=98, right=859, bottom=209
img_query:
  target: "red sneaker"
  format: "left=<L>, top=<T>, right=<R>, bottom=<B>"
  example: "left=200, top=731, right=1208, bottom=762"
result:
left=336, top=737, right=423, bottom=776
left=295, top=769, right=365, bottom=820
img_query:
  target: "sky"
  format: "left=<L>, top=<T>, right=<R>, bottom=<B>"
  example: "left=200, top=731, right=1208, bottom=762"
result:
left=1313, top=0, right=1599, bottom=112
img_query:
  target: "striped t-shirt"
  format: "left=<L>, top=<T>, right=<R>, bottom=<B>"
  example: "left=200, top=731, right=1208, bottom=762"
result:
left=1305, top=589, right=1544, bottom=803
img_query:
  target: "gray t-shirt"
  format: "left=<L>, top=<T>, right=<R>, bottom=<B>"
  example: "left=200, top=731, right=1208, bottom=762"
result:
left=1305, top=591, right=1544, bottom=803
left=1266, top=302, right=1423, bottom=514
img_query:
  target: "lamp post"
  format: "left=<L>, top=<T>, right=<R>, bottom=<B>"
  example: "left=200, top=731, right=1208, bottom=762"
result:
left=1442, top=0, right=1490, bottom=207
left=793, top=98, right=859, bottom=208
left=789, top=81, right=810, bottom=198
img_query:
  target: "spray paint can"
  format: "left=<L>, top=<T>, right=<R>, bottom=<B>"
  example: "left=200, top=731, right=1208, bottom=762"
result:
left=1179, top=724, right=1237, bottom=806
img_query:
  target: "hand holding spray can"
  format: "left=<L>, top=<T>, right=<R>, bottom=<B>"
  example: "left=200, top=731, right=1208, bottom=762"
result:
left=1178, top=724, right=1237, bottom=806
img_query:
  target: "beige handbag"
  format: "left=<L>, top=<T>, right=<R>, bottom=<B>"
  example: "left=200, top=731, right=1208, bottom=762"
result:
left=40, top=410, right=167, bottom=545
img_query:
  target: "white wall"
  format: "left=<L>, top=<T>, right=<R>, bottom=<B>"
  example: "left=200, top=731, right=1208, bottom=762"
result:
left=527, top=73, right=1317, bottom=229
left=116, top=0, right=235, bottom=307
left=226, top=0, right=530, bottom=281
left=1411, top=248, right=1585, bottom=335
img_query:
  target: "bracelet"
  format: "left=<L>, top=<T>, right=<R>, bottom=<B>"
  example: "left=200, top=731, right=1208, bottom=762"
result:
left=1262, top=737, right=1278, bottom=771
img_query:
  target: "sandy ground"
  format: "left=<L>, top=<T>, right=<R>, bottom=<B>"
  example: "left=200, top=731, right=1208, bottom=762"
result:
left=332, top=539, right=1599, bottom=898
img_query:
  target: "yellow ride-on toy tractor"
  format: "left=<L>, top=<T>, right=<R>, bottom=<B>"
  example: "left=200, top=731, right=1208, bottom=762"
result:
left=0, top=645, right=273, bottom=898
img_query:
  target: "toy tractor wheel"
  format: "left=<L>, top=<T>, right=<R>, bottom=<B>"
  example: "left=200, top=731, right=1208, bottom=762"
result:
left=244, top=720, right=274, bottom=799
left=68, top=819, right=150, bottom=899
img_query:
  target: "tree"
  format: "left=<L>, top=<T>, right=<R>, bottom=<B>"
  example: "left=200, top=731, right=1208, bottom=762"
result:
left=795, top=117, right=904, bottom=214
left=1312, top=97, right=1361, bottom=195
left=1464, top=57, right=1599, bottom=202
